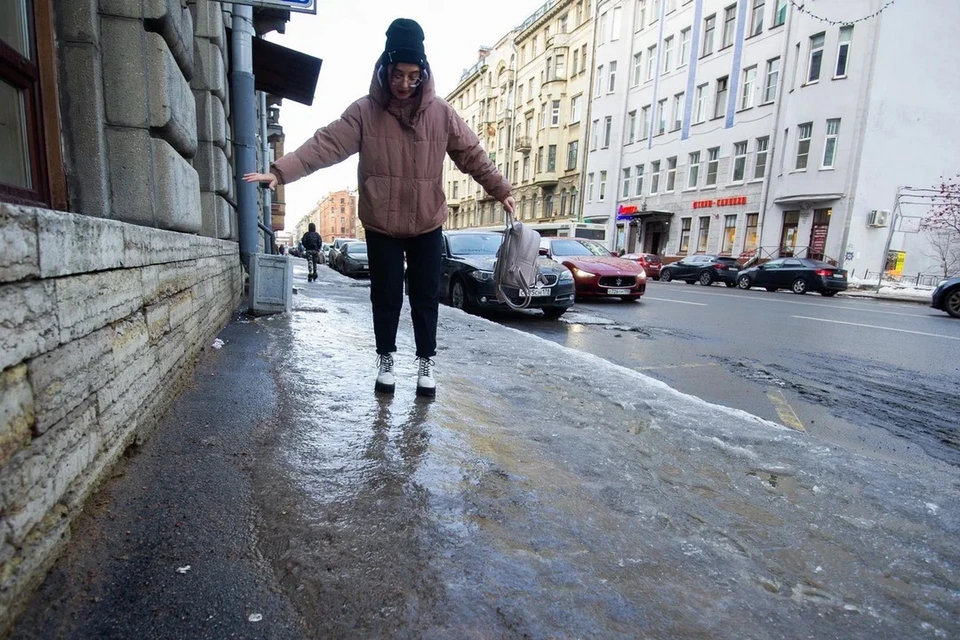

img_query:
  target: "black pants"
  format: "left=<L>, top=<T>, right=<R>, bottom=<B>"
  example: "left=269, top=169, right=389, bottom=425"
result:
left=365, top=227, right=442, bottom=358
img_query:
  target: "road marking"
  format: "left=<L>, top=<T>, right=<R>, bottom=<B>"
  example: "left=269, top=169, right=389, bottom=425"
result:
left=791, top=315, right=960, bottom=340
left=766, top=389, right=806, bottom=432
left=634, top=362, right=719, bottom=371
left=643, top=297, right=708, bottom=306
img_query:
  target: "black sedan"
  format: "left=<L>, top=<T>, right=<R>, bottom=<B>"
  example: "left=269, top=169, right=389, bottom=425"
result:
left=931, top=276, right=960, bottom=318
left=440, top=230, right=575, bottom=318
left=659, top=255, right=740, bottom=286
left=339, top=242, right=369, bottom=277
left=736, top=258, right=848, bottom=295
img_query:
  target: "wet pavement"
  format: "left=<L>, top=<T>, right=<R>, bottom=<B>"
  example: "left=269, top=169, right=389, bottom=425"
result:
left=12, top=262, right=960, bottom=639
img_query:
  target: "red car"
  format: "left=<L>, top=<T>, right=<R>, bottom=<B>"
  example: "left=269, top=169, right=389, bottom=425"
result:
left=539, top=238, right=646, bottom=301
left=622, top=252, right=662, bottom=280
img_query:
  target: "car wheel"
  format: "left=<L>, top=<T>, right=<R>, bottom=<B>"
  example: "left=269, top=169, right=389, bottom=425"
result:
left=737, top=275, right=752, bottom=289
left=821, top=290, right=838, bottom=297
left=698, top=271, right=713, bottom=286
left=945, top=289, right=960, bottom=318
left=660, top=270, right=673, bottom=282
left=620, top=296, right=641, bottom=302
left=792, top=278, right=808, bottom=295
left=451, top=279, right=471, bottom=312
left=765, top=286, right=778, bottom=292
left=725, top=282, right=737, bottom=288
left=543, top=306, right=567, bottom=319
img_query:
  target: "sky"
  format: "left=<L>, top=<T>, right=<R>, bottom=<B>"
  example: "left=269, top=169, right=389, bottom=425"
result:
left=266, top=0, right=547, bottom=229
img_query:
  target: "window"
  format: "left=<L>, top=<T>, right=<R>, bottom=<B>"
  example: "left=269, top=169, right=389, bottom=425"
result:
left=603, top=115, right=613, bottom=147
left=721, top=215, right=737, bottom=253
left=744, top=213, right=759, bottom=251
left=599, top=171, right=608, bottom=201
left=687, top=152, right=700, bottom=188
left=694, top=84, right=708, bottom=123
left=641, top=105, right=651, bottom=138
left=633, top=52, right=643, bottom=86
left=773, top=0, right=786, bottom=26
left=544, top=194, right=554, bottom=217
left=452, top=181, right=459, bottom=198
left=636, top=0, right=648, bottom=31
left=750, top=0, right=765, bottom=36
left=740, top=66, right=757, bottom=109
left=763, top=57, right=780, bottom=103
left=517, top=84, right=524, bottom=104
left=523, top=156, right=531, bottom=181
left=714, top=76, right=728, bottom=119
left=706, top=147, right=720, bottom=185
left=731, top=141, right=748, bottom=181
left=587, top=172, right=594, bottom=201
left=702, top=14, right=716, bottom=56
left=551, top=100, right=561, bottom=126
left=754, top=136, right=769, bottom=179
left=611, top=6, right=622, bottom=40
left=835, top=26, right=853, bottom=77
left=567, top=140, right=579, bottom=170
left=627, top=110, right=637, bottom=143
left=621, top=167, right=632, bottom=197
left=570, top=95, right=581, bottom=123
left=599, top=11, right=608, bottom=43
left=650, top=161, right=661, bottom=193
left=556, top=53, right=566, bottom=77
left=651, top=0, right=661, bottom=22
left=807, top=33, right=825, bottom=83
left=560, top=13, right=569, bottom=33
left=679, top=218, right=692, bottom=253
left=667, top=0, right=677, bottom=14
left=581, top=44, right=588, bottom=73
left=572, top=48, right=580, bottom=76
left=822, top=118, right=840, bottom=168
left=795, top=122, right=813, bottom=170
left=646, top=45, right=657, bottom=80
left=540, top=103, right=548, bottom=129
left=595, top=65, right=604, bottom=96
left=671, top=93, right=684, bottom=130
left=513, top=160, right=519, bottom=181
left=662, top=36, right=674, bottom=73
left=634, top=164, right=645, bottom=195
left=544, top=144, right=555, bottom=172
left=697, top=217, right=710, bottom=252
left=666, top=157, right=677, bottom=191
left=656, top=99, right=667, bottom=135
left=722, top=5, right=737, bottom=48
left=608, top=61, right=618, bottom=92
left=537, top=146, right=544, bottom=172
left=590, top=119, right=599, bottom=150
left=679, top=28, right=691, bottom=67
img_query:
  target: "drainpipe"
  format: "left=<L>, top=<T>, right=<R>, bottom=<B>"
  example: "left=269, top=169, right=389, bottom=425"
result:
left=259, top=90, right=273, bottom=253
left=231, top=4, right=259, bottom=269
left=577, top=0, right=603, bottom=223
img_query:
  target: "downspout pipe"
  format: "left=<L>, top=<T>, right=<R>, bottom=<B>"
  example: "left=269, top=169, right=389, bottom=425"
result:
left=577, top=0, right=603, bottom=223
left=231, top=5, right=259, bottom=270
left=259, top=90, right=273, bottom=253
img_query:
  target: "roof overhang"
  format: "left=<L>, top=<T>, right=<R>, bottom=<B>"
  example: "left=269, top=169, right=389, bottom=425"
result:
left=252, top=37, right=322, bottom=106
left=773, top=193, right=844, bottom=206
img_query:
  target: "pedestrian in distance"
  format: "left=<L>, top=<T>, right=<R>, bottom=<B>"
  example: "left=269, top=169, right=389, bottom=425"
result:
left=244, top=18, right=515, bottom=398
left=301, top=223, right=323, bottom=282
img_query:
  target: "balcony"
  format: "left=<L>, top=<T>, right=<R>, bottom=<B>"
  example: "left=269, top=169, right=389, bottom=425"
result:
left=546, top=32, right=570, bottom=49
left=515, top=136, right=532, bottom=153
left=447, top=197, right=461, bottom=209
left=496, top=108, right=512, bottom=124
left=534, top=171, right=559, bottom=186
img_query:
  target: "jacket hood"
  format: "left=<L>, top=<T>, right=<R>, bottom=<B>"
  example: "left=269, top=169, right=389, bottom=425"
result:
left=369, top=62, right=436, bottom=127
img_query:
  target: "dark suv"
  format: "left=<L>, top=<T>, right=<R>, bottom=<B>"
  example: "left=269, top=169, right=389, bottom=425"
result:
left=931, top=276, right=960, bottom=318
left=659, top=255, right=740, bottom=287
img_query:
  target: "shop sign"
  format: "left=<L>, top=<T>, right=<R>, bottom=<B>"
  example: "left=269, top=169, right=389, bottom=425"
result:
left=692, top=196, right=747, bottom=209
left=616, top=204, right=640, bottom=220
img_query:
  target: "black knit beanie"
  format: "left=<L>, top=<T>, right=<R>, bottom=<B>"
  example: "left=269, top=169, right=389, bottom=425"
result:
left=381, top=18, right=427, bottom=67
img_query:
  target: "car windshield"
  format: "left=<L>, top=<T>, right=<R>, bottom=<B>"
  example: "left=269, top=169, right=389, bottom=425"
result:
left=550, top=239, right=610, bottom=257
left=447, top=234, right=502, bottom=256
left=344, top=243, right=367, bottom=254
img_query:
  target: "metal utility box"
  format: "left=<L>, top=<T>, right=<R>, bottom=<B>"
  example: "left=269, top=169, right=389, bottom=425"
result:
left=249, top=254, right=292, bottom=316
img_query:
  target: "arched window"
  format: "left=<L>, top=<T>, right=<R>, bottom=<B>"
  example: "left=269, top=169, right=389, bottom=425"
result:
left=560, top=190, right=568, bottom=216
left=569, top=188, right=579, bottom=218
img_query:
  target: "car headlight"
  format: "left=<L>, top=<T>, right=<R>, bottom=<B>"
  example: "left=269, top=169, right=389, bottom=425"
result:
left=572, top=267, right=595, bottom=278
left=469, top=270, right=493, bottom=282
left=558, top=269, right=574, bottom=283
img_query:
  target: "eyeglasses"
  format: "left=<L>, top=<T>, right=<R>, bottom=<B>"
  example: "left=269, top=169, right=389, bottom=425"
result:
left=389, top=71, right=422, bottom=88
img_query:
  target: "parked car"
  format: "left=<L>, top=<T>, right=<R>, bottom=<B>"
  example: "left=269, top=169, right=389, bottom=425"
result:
left=327, top=237, right=358, bottom=268
left=339, top=242, right=369, bottom=277
left=539, top=237, right=646, bottom=301
left=931, top=276, right=960, bottom=318
left=621, top=252, right=662, bottom=280
left=736, top=258, right=849, bottom=295
left=439, top=230, right=575, bottom=318
left=659, top=255, right=740, bottom=286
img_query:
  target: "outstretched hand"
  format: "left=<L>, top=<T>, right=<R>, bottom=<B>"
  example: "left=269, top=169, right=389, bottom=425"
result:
left=242, top=172, right=278, bottom=191
left=501, top=195, right=516, bottom=215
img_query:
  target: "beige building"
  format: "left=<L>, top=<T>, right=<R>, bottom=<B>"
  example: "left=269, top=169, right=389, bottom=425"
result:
left=444, top=0, right=596, bottom=235
left=295, top=189, right=360, bottom=247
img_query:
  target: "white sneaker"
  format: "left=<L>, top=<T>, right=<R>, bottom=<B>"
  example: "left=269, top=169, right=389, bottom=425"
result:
left=375, top=353, right=395, bottom=394
left=416, top=357, right=436, bottom=398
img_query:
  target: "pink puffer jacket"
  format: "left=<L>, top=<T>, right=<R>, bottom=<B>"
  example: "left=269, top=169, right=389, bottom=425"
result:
left=271, top=65, right=512, bottom=238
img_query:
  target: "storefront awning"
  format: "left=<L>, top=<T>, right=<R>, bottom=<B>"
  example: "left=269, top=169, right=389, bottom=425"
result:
left=252, top=36, right=322, bottom=105
left=773, top=193, right=843, bottom=206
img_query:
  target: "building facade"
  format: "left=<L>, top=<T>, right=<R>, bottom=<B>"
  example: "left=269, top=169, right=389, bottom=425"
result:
left=583, top=0, right=960, bottom=278
left=444, top=0, right=597, bottom=237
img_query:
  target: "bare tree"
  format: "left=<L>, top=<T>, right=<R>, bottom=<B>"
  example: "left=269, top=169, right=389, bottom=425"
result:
left=921, top=174, right=960, bottom=277
left=924, top=229, right=960, bottom=277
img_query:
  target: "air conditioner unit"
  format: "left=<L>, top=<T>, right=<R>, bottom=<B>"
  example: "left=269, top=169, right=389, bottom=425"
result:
left=866, top=209, right=890, bottom=227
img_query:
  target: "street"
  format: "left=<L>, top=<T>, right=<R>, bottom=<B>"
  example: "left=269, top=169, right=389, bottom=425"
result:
left=496, top=281, right=960, bottom=471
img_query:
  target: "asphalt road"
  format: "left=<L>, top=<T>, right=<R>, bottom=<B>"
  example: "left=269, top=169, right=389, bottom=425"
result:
left=496, top=281, right=960, bottom=471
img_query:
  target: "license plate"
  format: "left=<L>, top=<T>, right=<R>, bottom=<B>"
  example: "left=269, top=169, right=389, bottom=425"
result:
left=833, top=274, right=845, bottom=279
left=607, top=288, right=631, bottom=295
left=519, top=288, right=551, bottom=297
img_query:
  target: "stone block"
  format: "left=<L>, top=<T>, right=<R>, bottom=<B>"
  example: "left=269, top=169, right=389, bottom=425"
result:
left=55, top=0, right=99, bottom=44
left=110, top=315, right=150, bottom=368
left=36, top=209, right=124, bottom=278
left=194, top=141, right=230, bottom=197
left=57, top=42, right=110, bottom=219
left=28, top=328, right=112, bottom=435
left=105, top=127, right=155, bottom=226
left=97, top=344, right=158, bottom=425
left=155, top=261, right=194, bottom=299
left=167, top=290, right=195, bottom=330
left=194, top=90, right=226, bottom=148
left=199, top=192, right=221, bottom=238
left=191, top=38, right=225, bottom=102
left=0, top=204, right=39, bottom=283
left=0, top=281, right=59, bottom=372
left=153, top=138, right=203, bottom=233
left=0, top=365, right=33, bottom=467
left=155, top=331, right=186, bottom=379
left=220, top=200, right=237, bottom=241
left=146, top=32, right=198, bottom=158
left=124, top=224, right=199, bottom=268
left=191, top=0, right=224, bottom=46
left=55, top=270, right=143, bottom=344
left=144, top=301, right=170, bottom=343
left=101, top=17, right=149, bottom=128
left=100, top=0, right=194, bottom=76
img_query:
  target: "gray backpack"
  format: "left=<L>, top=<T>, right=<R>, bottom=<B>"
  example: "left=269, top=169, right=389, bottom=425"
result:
left=493, top=210, right=542, bottom=310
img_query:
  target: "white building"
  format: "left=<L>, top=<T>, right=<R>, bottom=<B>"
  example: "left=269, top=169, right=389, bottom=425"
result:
left=584, top=0, right=960, bottom=280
